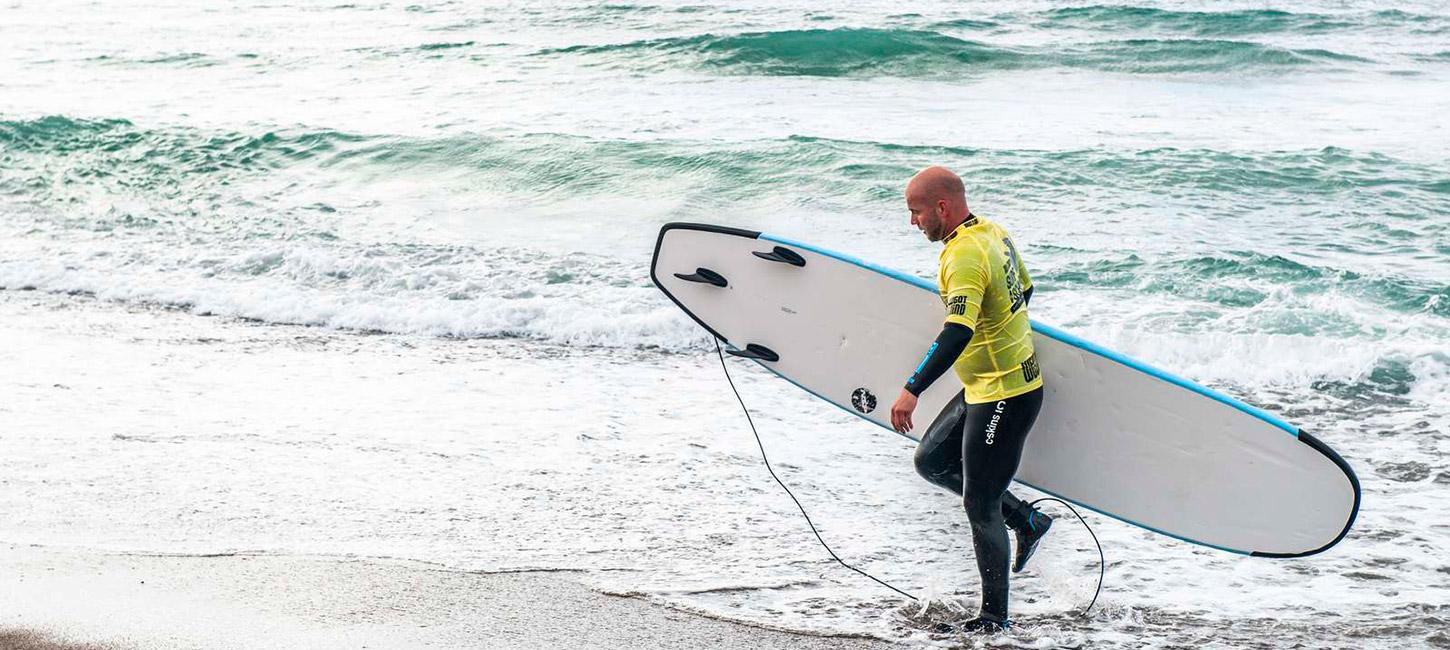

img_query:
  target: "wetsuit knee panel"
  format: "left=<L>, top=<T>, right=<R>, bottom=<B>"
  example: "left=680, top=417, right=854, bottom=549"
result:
left=912, top=439, right=951, bottom=479
left=913, top=390, right=969, bottom=491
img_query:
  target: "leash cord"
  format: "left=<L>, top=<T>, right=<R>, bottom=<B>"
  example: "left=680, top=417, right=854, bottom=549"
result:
left=715, top=338, right=1106, bottom=616
left=1027, top=497, right=1105, bottom=616
left=715, top=338, right=919, bottom=601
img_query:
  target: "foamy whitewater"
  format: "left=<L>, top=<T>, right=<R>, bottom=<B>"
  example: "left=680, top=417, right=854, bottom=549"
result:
left=1, top=0, right=1447, bottom=647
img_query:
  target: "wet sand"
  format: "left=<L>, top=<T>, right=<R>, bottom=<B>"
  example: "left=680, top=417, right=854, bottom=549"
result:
left=0, top=544, right=896, bottom=650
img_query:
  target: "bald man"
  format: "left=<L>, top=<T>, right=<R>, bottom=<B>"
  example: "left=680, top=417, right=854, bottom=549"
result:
left=890, top=166, right=1050, bottom=633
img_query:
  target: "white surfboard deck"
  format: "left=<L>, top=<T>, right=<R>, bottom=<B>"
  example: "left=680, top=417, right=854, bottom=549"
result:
left=651, top=222, right=1359, bottom=557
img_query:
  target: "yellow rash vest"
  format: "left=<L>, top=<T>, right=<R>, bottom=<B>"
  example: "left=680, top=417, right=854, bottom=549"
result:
left=938, top=215, right=1043, bottom=403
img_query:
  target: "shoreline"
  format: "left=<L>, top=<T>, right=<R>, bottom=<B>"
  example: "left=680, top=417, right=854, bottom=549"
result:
left=0, top=543, right=898, bottom=650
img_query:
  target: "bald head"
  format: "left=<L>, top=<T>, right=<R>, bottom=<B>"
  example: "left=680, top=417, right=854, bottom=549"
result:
left=905, top=166, right=970, bottom=242
left=907, top=166, right=966, bottom=206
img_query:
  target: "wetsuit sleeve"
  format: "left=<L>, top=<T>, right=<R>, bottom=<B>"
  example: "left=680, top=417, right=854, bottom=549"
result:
left=904, top=322, right=973, bottom=396
left=942, top=241, right=989, bottom=330
left=1012, top=238, right=1033, bottom=306
left=1016, top=250, right=1033, bottom=294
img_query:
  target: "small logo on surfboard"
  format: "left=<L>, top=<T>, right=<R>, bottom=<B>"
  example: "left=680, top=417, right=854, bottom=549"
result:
left=851, top=388, right=877, bottom=414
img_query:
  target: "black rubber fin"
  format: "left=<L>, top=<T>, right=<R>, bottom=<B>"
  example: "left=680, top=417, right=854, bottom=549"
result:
left=726, top=343, right=779, bottom=362
left=673, top=267, right=728, bottom=288
left=752, top=246, right=805, bottom=267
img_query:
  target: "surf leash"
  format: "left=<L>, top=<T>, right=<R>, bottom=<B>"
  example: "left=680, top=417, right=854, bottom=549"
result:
left=714, top=337, right=1106, bottom=617
left=1027, top=497, right=1105, bottom=616
left=714, top=337, right=919, bottom=602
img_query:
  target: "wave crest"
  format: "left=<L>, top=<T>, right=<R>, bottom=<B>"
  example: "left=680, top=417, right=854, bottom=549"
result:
left=538, top=28, right=1371, bottom=76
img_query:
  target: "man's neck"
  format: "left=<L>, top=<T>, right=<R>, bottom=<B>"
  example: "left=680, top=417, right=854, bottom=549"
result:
left=940, top=212, right=978, bottom=243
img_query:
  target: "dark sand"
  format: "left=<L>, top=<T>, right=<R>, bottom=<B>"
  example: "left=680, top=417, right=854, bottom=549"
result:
left=0, top=544, right=898, bottom=650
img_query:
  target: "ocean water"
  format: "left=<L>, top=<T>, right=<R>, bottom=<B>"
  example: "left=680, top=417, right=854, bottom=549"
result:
left=1, top=1, right=1447, bottom=647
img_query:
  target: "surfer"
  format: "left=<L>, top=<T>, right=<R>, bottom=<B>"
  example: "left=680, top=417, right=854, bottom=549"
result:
left=889, top=166, right=1050, bottom=634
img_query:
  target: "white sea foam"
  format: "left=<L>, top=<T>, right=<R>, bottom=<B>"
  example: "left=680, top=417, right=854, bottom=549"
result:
left=3, top=236, right=1447, bottom=408
left=0, top=236, right=707, bottom=351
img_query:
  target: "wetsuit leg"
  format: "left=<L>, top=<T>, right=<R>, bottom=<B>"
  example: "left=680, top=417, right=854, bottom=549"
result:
left=960, top=387, right=1043, bottom=620
left=913, top=390, right=1040, bottom=528
left=913, top=393, right=968, bottom=494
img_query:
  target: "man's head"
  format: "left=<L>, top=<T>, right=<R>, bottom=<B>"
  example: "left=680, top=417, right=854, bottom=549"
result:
left=905, top=166, right=970, bottom=242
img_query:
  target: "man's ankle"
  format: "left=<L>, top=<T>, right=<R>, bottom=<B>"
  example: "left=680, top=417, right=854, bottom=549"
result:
left=1005, top=504, right=1037, bottom=531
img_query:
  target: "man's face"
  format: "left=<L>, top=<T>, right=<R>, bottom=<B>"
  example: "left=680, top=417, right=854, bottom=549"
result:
left=906, top=190, right=946, bottom=242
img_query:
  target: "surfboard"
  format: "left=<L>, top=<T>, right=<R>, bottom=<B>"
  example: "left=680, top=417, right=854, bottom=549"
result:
left=651, top=222, right=1360, bottom=558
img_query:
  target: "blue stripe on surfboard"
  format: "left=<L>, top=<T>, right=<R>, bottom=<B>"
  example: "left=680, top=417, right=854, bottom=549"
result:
left=725, top=342, right=1253, bottom=556
left=757, top=232, right=1300, bottom=437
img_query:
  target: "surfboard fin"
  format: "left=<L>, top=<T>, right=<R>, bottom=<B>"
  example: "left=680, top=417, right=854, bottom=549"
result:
left=725, top=343, right=779, bottom=363
left=673, top=267, right=728, bottom=287
left=752, top=246, right=806, bottom=267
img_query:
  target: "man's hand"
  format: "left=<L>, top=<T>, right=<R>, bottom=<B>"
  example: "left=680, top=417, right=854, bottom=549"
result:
left=891, top=389, right=918, bottom=434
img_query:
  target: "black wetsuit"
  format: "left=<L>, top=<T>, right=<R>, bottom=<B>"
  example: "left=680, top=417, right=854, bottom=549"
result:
left=913, top=387, right=1043, bottom=620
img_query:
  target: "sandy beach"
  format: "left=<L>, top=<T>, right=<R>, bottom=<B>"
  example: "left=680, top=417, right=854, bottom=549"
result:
left=0, top=543, right=896, bottom=650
